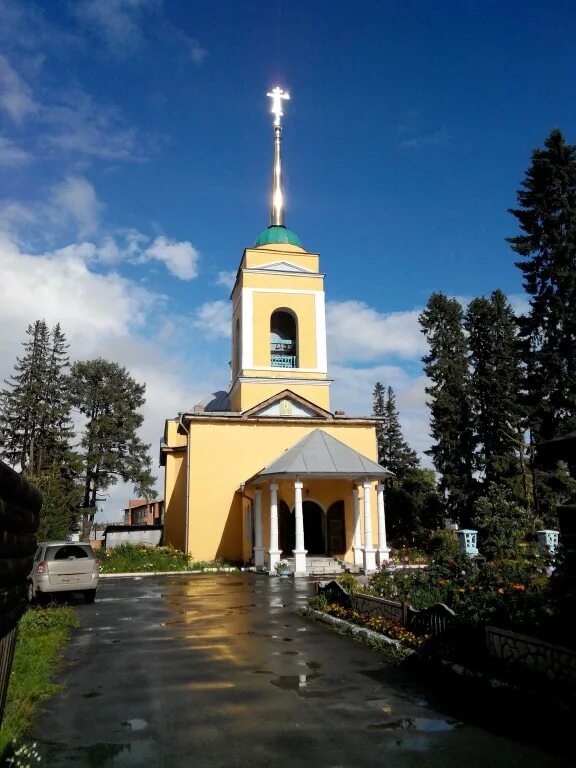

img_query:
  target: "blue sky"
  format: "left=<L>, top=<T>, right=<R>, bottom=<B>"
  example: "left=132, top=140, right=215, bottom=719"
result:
left=1, top=0, right=575, bottom=519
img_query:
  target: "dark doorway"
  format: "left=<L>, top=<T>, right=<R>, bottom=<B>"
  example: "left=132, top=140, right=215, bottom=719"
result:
left=326, top=500, right=346, bottom=555
left=279, top=500, right=294, bottom=556
left=303, top=501, right=325, bottom=555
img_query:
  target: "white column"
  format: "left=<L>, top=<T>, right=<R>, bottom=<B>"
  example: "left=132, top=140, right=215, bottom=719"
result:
left=253, top=488, right=265, bottom=568
left=376, top=483, right=390, bottom=566
left=268, top=483, right=281, bottom=572
left=293, top=479, right=307, bottom=575
left=352, top=486, right=363, bottom=566
left=362, top=480, right=377, bottom=572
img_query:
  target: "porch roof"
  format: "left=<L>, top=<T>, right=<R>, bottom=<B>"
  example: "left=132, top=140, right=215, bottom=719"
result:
left=246, top=428, right=394, bottom=483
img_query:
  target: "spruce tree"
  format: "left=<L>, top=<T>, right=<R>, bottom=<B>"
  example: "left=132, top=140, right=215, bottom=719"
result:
left=419, top=293, right=474, bottom=525
left=465, top=290, right=529, bottom=505
left=70, top=358, right=156, bottom=528
left=372, top=384, right=419, bottom=477
left=0, top=320, right=50, bottom=472
left=508, top=128, right=576, bottom=516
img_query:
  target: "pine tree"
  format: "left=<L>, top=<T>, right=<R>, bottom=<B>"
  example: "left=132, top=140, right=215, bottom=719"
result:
left=0, top=321, right=75, bottom=476
left=508, top=128, right=576, bottom=516
left=419, top=293, right=474, bottom=525
left=0, top=320, right=50, bottom=472
left=372, top=383, right=419, bottom=477
left=465, top=291, right=529, bottom=505
left=70, top=358, right=157, bottom=528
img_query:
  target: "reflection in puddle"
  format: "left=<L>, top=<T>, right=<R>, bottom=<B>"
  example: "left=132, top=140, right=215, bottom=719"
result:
left=271, top=673, right=322, bottom=691
left=122, top=718, right=148, bottom=731
left=368, top=718, right=460, bottom=733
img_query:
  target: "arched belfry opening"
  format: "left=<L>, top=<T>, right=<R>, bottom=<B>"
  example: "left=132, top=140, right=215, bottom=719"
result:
left=270, top=309, right=297, bottom=368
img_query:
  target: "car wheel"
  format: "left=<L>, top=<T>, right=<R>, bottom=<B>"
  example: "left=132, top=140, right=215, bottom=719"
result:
left=27, top=580, right=35, bottom=603
left=37, top=591, right=50, bottom=605
left=84, top=590, right=96, bottom=604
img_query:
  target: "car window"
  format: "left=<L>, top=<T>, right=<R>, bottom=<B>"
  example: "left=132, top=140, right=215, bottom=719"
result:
left=46, top=545, right=94, bottom=561
left=34, top=547, right=42, bottom=561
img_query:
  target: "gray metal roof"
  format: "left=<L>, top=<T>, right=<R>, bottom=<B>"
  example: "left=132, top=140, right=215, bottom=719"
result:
left=252, top=428, right=393, bottom=481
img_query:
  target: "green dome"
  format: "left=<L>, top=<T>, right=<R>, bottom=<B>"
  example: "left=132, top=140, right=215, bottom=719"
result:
left=254, top=225, right=302, bottom=248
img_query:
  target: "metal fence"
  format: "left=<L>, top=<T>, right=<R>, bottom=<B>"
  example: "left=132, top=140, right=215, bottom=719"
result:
left=317, top=579, right=457, bottom=637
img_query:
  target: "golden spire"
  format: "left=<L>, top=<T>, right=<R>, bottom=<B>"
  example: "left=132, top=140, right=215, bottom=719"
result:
left=266, top=86, right=290, bottom=226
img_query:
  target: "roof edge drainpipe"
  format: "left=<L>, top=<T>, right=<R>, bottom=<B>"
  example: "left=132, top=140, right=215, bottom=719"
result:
left=178, top=413, right=190, bottom=557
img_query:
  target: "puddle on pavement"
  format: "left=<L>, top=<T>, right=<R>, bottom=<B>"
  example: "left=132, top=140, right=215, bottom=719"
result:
left=281, top=650, right=301, bottom=655
left=367, top=717, right=461, bottom=733
left=82, top=690, right=101, bottom=698
left=271, top=673, right=322, bottom=691
left=121, top=718, right=148, bottom=731
left=39, top=740, right=157, bottom=766
left=306, top=660, right=322, bottom=670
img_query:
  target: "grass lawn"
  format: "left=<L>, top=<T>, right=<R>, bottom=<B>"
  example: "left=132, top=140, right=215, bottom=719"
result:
left=1, top=605, right=79, bottom=756
left=97, top=543, right=236, bottom=573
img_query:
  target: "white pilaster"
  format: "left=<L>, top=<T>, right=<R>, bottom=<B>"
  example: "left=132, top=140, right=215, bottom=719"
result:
left=352, top=486, right=363, bottom=566
left=293, top=479, right=307, bottom=575
left=253, top=488, right=265, bottom=568
left=376, top=483, right=390, bottom=566
left=362, top=480, right=377, bottom=572
left=268, top=483, right=281, bottom=572
left=240, top=288, right=254, bottom=370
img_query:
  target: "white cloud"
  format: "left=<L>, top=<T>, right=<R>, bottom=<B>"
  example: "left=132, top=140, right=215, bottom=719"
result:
left=193, top=300, right=231, bottom=339
left=186, top=38, right=207, bottom=66
left=216, top=270, right=236, bottom=291
left=73, top=0, right=157, bottom=48
left=144, top=236, right=199, bottom=280
left=52, top=176, right=101, bottom=237
left=400, top=127, right=450, bottom=150
left=0, top=136, right=30, bottom=167
left=0, top=55, right=37, bottom=123
left=326, top=300, right=426, bottom=363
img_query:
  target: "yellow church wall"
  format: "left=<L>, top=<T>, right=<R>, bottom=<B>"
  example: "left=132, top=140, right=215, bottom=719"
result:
left=230, top=381, right=331, bottom=412
left=163, top=450, right=186, bottom=551
left=242, top=273, right=323, bottom=292
left=243, top=248, right=320, bottom=273
left=180, top=419, right=379, bottom=562
left=252, top=292, right=318, bottom=368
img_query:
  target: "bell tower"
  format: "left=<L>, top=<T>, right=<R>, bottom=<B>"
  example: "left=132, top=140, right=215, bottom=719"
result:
left=228, top=87, right=331, bottom=413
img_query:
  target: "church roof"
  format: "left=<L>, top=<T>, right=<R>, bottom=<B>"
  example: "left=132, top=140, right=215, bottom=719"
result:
left=248, top=428, right=393, bottom=482
left=255, top=225, right=302, bottom=248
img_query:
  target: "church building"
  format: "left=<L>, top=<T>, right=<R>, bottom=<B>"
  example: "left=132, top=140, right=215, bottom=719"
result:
left=161, top=88, right=392, bottom=575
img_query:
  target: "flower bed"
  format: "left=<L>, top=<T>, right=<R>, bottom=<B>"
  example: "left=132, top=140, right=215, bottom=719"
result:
left=323, top=602, right=427, bottom=648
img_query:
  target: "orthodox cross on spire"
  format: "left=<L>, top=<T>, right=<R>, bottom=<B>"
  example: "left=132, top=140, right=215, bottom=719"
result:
left=266, top=86, right=290, bottom=226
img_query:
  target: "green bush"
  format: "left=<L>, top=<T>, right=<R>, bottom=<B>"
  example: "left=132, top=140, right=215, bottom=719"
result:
left=336, top=573, right=359, bottom=592
left=308, top=593, right=328, bottom=611
left=97, top=543, right=191, bottom=573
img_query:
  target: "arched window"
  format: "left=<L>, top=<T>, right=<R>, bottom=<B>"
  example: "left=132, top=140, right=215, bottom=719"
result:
left=270, top=309, right=297, bottom=368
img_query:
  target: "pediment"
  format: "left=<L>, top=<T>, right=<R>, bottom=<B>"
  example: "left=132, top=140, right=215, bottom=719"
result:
left=242, top=389, right=333, bottom=420
left=255, top=260, right=313, bottom=274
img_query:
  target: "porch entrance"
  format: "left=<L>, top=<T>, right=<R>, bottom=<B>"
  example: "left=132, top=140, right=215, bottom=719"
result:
left=279, top=499, right=326, bottom=555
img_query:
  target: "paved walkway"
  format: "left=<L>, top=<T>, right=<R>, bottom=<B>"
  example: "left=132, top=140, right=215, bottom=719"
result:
left=32, top=574, right=571, bottom=767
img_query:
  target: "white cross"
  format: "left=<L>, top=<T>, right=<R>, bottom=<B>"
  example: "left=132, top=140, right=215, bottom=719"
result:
left=267, top=86, right=290, bottom=127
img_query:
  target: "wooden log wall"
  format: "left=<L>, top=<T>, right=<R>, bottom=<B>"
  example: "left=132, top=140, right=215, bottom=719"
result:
left=0, top=461, right=41, bottom=725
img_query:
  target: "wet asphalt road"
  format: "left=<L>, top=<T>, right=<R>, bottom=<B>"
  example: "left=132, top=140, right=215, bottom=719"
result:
left=31, top=573, right=572, bottom=768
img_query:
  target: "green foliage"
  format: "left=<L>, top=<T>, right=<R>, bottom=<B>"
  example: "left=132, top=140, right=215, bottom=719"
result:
left=70, top=359, right=156, bottom=526
left=386, top=468, right=445, bottom=546
left=508, top=128, right=576, bottom=516
left=0, top=321, right=73, bottom=476
left=471, top=483, right=535, bottom=560
left=372, top=383, right=419, bottom=477
left=425, top=529, right=461, bottom=560
left=31, top=461, right=83, bottom=541
left=0, top=606, right=78, bottom=755
left=419, top=293, right=474, bottom=525
left=465, top=291, right=529, bottom=501
left=307, top=593, right=328, bottom=611
left=97, top=543, right=190, bottom=573
left=336, top=573, right=359, bottom=592
left=96, top=543, right=235, bottom=573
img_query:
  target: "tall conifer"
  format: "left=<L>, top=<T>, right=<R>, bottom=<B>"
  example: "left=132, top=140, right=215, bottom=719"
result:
left=372, top=383, right=419, bottom=477
left=419, top=293, right=474, bottom=524
left=508, top=128, right=576, bottom=515
left=465, top=291, right=529, bottom=504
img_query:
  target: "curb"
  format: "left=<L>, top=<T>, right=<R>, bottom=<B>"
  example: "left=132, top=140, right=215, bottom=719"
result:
left=99, top=568, right=240, bottom=578
left=302, top=607, right=402, bottom=648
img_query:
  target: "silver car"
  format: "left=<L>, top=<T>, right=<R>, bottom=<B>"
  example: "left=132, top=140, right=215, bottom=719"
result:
left=28, top=541, right=99, bottom=603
